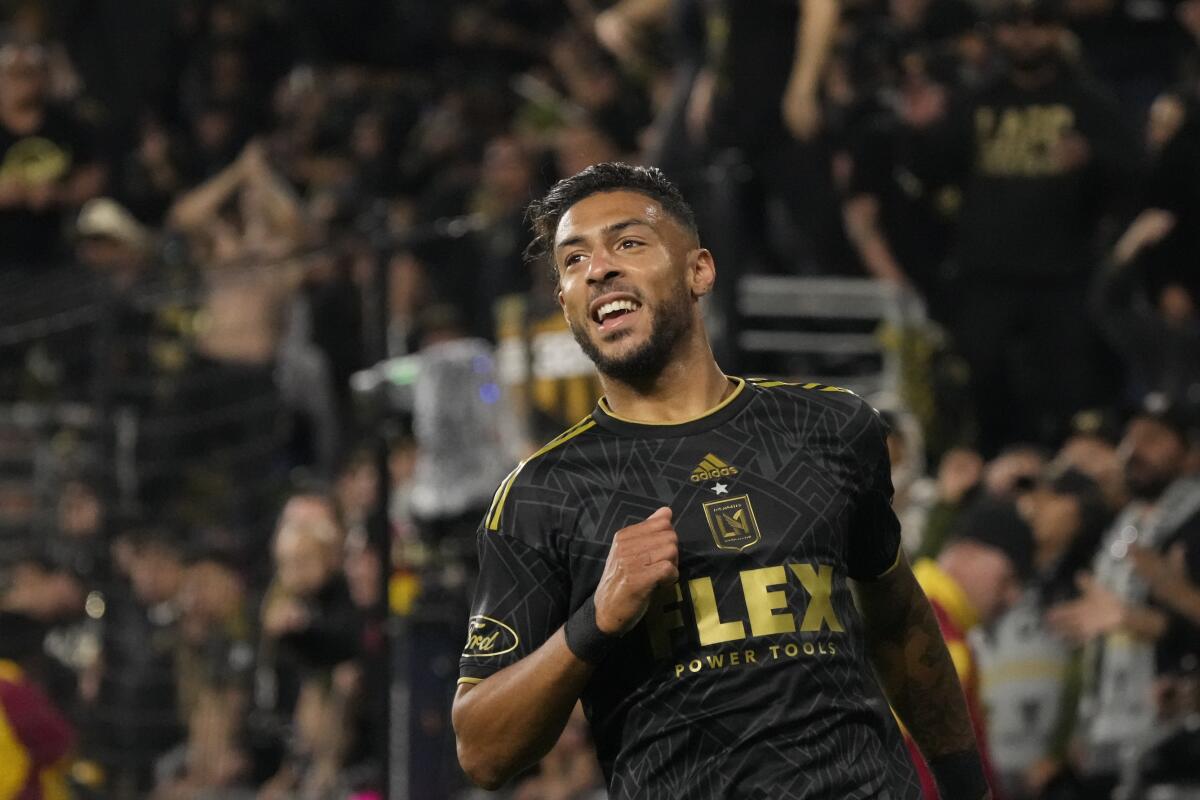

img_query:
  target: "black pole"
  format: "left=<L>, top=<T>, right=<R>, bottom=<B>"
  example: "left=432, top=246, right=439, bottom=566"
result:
left=360, top=212, right=487, bottom=798
left=366, top=224, right=396, bottom=798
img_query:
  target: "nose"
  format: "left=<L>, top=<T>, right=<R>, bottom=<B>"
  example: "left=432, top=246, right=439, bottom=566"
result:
left=585, top=247, right=621, bottom=285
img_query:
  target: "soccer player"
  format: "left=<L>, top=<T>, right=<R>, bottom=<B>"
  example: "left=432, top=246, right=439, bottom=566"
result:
left=452, top=163, right=990, bottom=799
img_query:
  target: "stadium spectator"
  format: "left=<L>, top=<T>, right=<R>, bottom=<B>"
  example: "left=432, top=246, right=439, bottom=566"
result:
left=973, top=468, right=1108, bottom=800
left=0, top=41, right=105, bottom=270
left=89, top=530, right=187, bottom=799
left=338, top=533, right=387, bottom=793
left=166, top=138, right=316, bottom=530
left=912, top=446, right=984, bottom=559
left=1092, top=91, right=1200, bottom=406
left=114, top=117, right=189, bottom=228
left=75, top=197, right=156, bottom=285
left=1046, top=396, right=1200, bottom=797
left=842, top=56, right=962, bottom=320
left=47, top=473, right=112, bottom=595
left=705, top=0, right=855, bottom=275
left=908, top=498, right=1036, bottom=798
left=150, top=555, right=255, bottom=800
left=1054, top=422, right=1129, bottom=512
left=924, top=0, right=1139, bottom=453
left=261, top=499, right=358, bottom=676
left=0, top=615, right=75, bottom=800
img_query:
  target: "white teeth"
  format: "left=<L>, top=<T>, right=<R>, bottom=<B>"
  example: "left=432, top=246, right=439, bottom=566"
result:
left=597, top=299, right=640, bottom=322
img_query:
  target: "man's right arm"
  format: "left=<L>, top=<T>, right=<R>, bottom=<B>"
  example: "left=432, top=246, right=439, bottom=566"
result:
left=453, top=629, right=592, bottom=789
left=453, top=507, right=679, bottom=789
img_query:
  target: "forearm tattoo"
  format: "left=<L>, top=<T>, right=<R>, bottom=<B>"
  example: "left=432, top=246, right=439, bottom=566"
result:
left=859, top=569, right=978, bottom=759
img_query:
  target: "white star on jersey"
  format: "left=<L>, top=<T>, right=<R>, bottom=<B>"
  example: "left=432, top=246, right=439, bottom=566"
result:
left=712, top=482, right=729, bottom=495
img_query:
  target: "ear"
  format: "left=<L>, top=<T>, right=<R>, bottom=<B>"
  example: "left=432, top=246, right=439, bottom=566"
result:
left=688, top=248, right=716, bottom=298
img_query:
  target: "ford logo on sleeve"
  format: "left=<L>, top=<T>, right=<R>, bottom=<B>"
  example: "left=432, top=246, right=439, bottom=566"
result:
left=462, top=615, right=520, bottom=658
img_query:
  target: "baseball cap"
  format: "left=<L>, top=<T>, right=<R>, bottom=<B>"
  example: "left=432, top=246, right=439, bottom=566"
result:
left=1128, top=392, right=1199, bottom=445
left=951, top=498, right=1036, bottom=580
left=76, top=198, right=152, bottom=252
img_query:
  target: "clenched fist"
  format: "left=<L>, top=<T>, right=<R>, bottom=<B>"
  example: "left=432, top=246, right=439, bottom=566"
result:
left=594, top=507, right=680, bottom=636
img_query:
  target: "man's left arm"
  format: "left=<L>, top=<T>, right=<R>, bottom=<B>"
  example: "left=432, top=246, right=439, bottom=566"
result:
left=856, top=554, right=991, bottom=800
left=846, top=401, right=989, bottom=799
left=782, top=0, right=839, bottom=140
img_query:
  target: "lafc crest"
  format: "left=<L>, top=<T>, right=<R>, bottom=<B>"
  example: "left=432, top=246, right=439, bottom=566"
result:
left=702, top=494, right=762, bottom=552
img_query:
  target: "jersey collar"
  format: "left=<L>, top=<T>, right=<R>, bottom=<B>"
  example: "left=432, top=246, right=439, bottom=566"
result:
left=592, top=377, right=752, bottom=437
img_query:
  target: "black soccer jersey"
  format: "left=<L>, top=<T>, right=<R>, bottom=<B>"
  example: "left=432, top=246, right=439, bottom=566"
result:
left=459, top=377, right=922, bottom=799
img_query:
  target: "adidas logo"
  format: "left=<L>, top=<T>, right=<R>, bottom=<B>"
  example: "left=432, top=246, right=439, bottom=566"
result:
left=691, top=453, right=739, bottom=482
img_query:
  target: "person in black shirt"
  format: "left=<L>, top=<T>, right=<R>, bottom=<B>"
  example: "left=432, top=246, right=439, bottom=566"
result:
left=453, top=163, right=993, bottom=799
left=925, top=0, right=1139, bottom=454
left=0, top=42, right=105, bottom=270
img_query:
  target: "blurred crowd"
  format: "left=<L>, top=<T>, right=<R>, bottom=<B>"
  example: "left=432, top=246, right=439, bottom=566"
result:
left=0, top=0, right=1197, bottom=798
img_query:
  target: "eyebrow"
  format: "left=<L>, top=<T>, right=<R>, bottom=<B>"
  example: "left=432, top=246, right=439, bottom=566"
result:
left=554, top=218, right=651, bottom=251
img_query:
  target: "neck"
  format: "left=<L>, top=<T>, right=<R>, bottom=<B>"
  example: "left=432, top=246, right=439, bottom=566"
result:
left=1034, top=540, right=1066, bottom=572
left=598, top=330, right=730, bottom=425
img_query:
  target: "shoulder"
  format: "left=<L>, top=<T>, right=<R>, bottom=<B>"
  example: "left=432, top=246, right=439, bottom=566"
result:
left=744, top=378, right=888, bottom=448
left=483, top=414, right=600, bottom=533
left=745, top=376, right=878, bottom=417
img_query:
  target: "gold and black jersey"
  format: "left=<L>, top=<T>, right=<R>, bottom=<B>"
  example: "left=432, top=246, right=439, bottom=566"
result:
left=459, top=377, right=922, bottom=799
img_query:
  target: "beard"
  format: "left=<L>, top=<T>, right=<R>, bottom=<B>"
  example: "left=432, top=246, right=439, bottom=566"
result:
left=570, top=288, right=694, bottom=389
left=1124, top=459, right=1175, bottom=501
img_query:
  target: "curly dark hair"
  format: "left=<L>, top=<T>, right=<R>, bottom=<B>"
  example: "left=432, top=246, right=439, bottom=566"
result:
left=525, top=162, right=698, bottom=279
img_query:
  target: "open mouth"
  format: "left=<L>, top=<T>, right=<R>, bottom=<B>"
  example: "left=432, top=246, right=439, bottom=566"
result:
left=590, top=295, right=643, bottom=333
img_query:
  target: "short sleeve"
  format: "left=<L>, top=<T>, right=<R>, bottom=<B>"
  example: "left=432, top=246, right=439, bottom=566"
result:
left=459, top=526, right=571, bottom=685
left=845, top=403, right=903, bottom=581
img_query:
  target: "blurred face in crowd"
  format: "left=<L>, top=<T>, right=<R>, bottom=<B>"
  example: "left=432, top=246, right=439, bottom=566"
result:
left=1028, top=485, right=1082, bottom=553
left=940, top=540, right=1022, bottom=622
left=0, top=43, right=47, bottom=107
left=352, top=111, right=387, bottom=162
left=1158, top=283, right=1196, bottom=326
left=274, top=523, right=337, bottom=597
left=555, top=191, right=713, bottom=384
left=3, top=562, right=84, bottom=621
left=182, top=560, right=243, bottom=624
left=278, top=493, right=341, bottom=538
left=995, top=15, right=1060, bottom=72
left=1119, top=418, right=1188, bottom=500
left=344, top=539, right=382, bottom=609
left=336, top=457, right=378, bottom=522
left=58, top=479, right=103, bottom=540
left=129, top=544, right=184, bottom=606
left=195, top=107, right=236, bottom=154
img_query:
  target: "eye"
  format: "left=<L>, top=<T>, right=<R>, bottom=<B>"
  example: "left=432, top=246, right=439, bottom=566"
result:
left=618, top=238, right=643, bottom=250
left=563, top=252, right=586, bottom=267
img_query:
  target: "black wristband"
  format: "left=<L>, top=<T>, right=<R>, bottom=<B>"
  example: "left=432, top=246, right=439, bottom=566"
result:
left=928, top=750, right=989, bottom=800
left=564, top=595, right=619, bottom=665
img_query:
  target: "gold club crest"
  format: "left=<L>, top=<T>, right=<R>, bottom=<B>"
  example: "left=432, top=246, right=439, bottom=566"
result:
left=702, top=494, right=762, bottom=552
